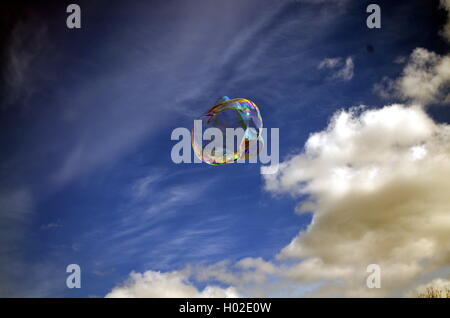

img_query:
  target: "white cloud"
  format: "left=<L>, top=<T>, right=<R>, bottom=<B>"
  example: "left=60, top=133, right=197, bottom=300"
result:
left=318, top=56, right=354, bottom=81
left=104, top=257, right=288, bottom=298
left=263, top=104, right=450, bottom=296
left=105, top=270, right=240, bottom=298
left=131, top=170, right=166, bottom=200
left=318, top=57, right=342, bottom=69
left=374, top=48, right=450, bottom=105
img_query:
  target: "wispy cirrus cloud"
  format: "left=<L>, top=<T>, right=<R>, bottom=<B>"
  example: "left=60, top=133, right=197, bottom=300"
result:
left=106, top=270, right=240, bottom=298
left=79, top=167, right=236, bottom=278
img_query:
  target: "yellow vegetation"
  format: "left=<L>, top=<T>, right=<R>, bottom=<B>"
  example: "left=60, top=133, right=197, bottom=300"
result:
left=417, top=287, right=450, bottom=298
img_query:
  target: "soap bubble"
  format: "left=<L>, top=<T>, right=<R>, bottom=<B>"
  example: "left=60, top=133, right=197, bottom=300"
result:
left=192, top=96, right=263, bottom=165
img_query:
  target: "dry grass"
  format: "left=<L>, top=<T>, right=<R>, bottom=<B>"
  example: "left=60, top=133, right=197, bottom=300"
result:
left=417, top=287, right=450, bottom=298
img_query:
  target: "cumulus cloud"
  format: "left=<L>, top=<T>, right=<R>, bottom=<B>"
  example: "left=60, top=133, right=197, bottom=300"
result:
left=194, top=258, right=278, bottom=292
left=318, top=56, right=354, bottom=81
left=105, top=270, right=240, bottom=298
left=263, top=104, right=450, bottom=296
left=374, top=48, right=450, bottom=105
left=374, top=1, right=450, bottom=106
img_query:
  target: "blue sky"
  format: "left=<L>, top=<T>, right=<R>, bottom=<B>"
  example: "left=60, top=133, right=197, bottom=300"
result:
left=0, top=0, right=449, bottom=297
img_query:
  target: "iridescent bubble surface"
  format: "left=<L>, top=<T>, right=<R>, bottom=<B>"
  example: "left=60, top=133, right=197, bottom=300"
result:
left=192, top=96, right=263, bottom=165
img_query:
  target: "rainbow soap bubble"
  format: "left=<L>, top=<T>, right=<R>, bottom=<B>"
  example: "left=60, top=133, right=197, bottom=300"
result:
left=192, top=96, right=263, bottom=165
